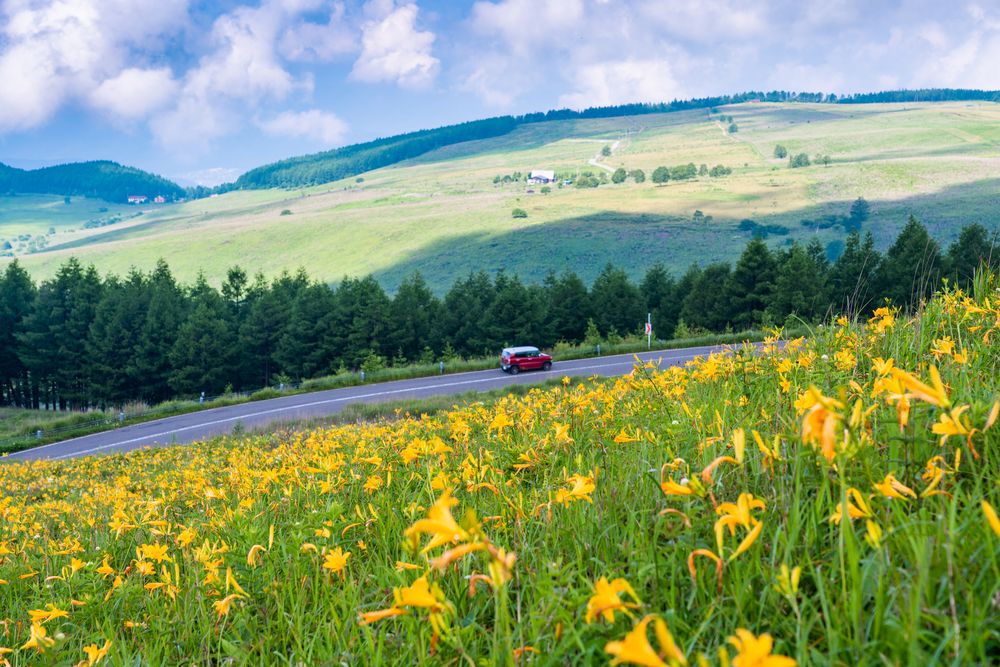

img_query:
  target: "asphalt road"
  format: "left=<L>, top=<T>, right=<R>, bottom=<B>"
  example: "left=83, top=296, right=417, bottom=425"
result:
left=5, top=344, right=731, bottom=462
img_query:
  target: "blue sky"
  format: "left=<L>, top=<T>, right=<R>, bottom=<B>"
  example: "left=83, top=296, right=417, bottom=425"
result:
left=0, top=0, right=997, bottom=185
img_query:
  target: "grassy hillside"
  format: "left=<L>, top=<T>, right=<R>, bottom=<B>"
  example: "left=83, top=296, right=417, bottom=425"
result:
left=1, top=280, right=998, bottom=664
left=0, top=160, right=184, bottom=203
left=4, top=102, right=1000, bottom=291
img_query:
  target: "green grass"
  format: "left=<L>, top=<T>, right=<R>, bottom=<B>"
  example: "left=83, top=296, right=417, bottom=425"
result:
left=3, top=102, right=1000, bottom=290
left=0, top=279, right=997, bottom=664
left=247, top=377, right=578, bottom=435
left=0, top=329, right=777, bottom=455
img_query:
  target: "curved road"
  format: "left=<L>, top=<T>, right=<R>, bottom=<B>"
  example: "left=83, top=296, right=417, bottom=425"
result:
left=5, top=344, right=731, bottom=462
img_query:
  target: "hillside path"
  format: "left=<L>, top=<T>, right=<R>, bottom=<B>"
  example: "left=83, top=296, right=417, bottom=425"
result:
left=588, top=139, right=621, bottom=173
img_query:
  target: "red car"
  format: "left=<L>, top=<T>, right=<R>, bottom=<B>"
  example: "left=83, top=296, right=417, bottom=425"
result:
left=500, top=346, right=553, bottom=374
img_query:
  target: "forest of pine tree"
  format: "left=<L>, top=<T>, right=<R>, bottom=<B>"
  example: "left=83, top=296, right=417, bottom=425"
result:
left=1, top=218, right=996, bottom=411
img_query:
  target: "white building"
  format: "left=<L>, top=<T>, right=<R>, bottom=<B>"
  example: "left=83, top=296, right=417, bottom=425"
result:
left=527, top=170, right=555, bottom=184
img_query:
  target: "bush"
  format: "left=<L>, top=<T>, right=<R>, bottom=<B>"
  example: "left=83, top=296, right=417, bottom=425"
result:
left=280, top=209, right=293, bottom=216
left=774, top=144, right=788, bottom=159
left=789, top=153, right=811, bottom=168
left=511, top=208, right=528, bottom=218
left=651, top=166, right=670, bottom=184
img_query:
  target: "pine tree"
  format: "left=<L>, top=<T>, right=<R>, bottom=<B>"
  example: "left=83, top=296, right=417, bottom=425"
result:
left=726, top=238, right=776, bottom=329
left=485, top=273, right=546, bottom=348
left=876, top=216, right=942, bottom=309
left=768, top=243, right=827, bottom=323
left=239, top=271, right=306, bottom=387
left=387, top=272, right=442, bottom=361
left=86, top=270, right=150, bottom=406
left=0, top=261, right=36, bottom=407
left=543, top=271, right=591, bottom=343
left=681, top=263, right=732, bottom=332
left=438, top=272, right=495, bottom=357
left=946, top=223, right=997, bottom=287
left=17, top=259, right=103, bottom=409
left=639, top=263, right=677, bottom=339
left=829, top=231, right=881, bottom=317
left=590, top=264, right=644, bottom=336
left=135, top=260, right=187, bottom=403
left=324, top=276, right=391, bottom=369
left=276, top=283, right=336, bottom=379
left=168, top=277, right=237, bottom=396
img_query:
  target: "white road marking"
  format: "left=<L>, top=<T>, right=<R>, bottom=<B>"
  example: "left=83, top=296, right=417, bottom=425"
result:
left=13, top=345, right=725, bottom=461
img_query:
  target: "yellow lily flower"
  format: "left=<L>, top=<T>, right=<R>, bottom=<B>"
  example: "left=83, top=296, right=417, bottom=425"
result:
left=873, top=473, right=916, bottom=500
left=404, top=488, right=469, bottom=553
left=213, top=593, right=242, bottom=619
left=322, top=547, right=351, bottom=577
left=829, top=488, right=873, bottom=524
left=983, top=501, right=1000, bottom=539
left=82, top=640, right=112, bottom=665
left=585, top=576, right=642, bottom=624
left=931, top=405, right=970, bottom=445
left=889, top=366, right=950, bottom=408
left=726, top=628, right=796, bottom=667
left=21, top=623, right=55, bottom=652
left=605, top=614, right=687, bottom=667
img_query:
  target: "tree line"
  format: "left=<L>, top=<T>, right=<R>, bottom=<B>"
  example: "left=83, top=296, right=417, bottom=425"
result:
left=1, top=218, right=996, bottom=411
left=225, top=89, right=1000, bottom=192
left=0, top=161, right=184, bottom=204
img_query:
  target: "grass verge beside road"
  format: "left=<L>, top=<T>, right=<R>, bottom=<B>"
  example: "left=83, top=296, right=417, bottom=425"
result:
left=0, top=328, right=791, bottom=455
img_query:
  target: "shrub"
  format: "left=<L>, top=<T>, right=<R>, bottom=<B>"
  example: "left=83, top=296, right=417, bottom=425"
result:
left=511, top=208, right=528, bottom=218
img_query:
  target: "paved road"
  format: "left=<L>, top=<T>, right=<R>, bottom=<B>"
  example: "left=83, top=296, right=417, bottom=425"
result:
left=5, top=344, right=733, bottom=462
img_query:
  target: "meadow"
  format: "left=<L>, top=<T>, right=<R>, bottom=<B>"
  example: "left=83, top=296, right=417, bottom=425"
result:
left=0, top=275, right=998, bottom=665
left=3, top=102, right=1000, bottom=291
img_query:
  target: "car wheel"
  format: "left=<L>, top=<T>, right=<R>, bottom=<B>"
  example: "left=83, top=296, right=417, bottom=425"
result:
left=509, top=365, right=520, bottom=375
left=542, top=361, right=552, bottom=371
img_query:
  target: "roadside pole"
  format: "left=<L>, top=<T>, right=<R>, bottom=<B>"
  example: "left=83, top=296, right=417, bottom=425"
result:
left=645, top=313, right=652, bottom=349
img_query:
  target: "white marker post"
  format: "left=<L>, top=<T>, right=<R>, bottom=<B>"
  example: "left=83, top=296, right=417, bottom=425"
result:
left=645, top=313, right=652, bottom=349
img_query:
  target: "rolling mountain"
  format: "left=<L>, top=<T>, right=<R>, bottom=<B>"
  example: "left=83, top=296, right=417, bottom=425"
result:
left=234, top=88, right=1000, bottom=190
left=0, top=160, right=185, bottom=203
left=2, top=90, right=1000, bottom=291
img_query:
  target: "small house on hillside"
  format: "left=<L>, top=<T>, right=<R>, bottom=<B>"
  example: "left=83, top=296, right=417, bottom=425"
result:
left=127, top=195, right=147, bottom=204
left=528, top=170, right=555, bottom=184
left=153, top=195, right=166, bottom=204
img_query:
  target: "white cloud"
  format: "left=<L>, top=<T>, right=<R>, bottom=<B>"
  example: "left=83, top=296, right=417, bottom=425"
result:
left=258, top=109, right=349, bottom=146
left=172, top=166, right=244, bottom=187
left=150, top=0, right=317, bottom=151
left=351, top=2, right=439, bottom=89
left=469, top=0, right=585, bottom=55
left=636, top=0, right=767, bottom=43
left=559, top=59, right=685, bottom=109
left=0, top=0, right=189, bottom=132
left=280, top=2, right=356, bottom=62
left=90, top=68, right=179, bottom=120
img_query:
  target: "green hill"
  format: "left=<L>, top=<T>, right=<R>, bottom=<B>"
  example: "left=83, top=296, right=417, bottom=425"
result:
left=4, top=99, right=1000, bottom=291
left=0, top=160, right=184, bottom=203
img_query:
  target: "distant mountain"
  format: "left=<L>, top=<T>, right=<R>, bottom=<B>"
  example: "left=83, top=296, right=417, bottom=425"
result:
left=0, top=160, right=185, bottom=203
left=235, top=116, right=520, bottom=189
left=234, top=88, right=1000, bottom=190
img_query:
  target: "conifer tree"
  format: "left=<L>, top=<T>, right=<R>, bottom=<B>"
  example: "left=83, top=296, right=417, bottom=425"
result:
left=590, top=264, right=644, bottom=336
left=168, top=276, right=236, bottom=396
left=726, top=238, right=776, bottom=329
left=0, top=261, right=36, bottom=407
left=543, top=271, right=591, bottom=343
left=876, top=216, right=942, bottom=308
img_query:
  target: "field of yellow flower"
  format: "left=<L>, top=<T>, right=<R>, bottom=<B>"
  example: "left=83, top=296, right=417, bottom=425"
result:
left=2, top=278, right=1000, bottom=666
